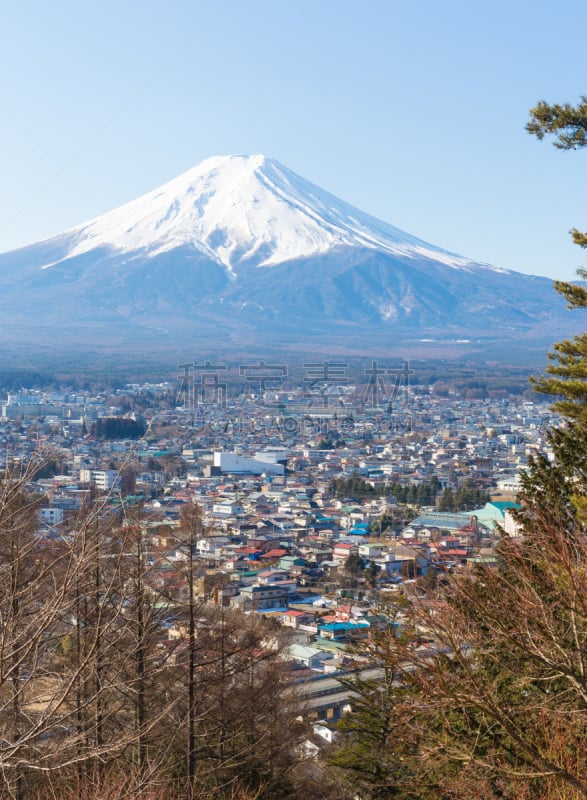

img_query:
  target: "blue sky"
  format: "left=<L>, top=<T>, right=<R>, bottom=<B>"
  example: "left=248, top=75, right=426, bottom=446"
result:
left=1, top=0, right=586, bottom=279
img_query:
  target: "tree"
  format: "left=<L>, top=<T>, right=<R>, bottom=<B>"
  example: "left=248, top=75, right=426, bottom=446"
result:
left=116, top=508, right=173, bottom=790
left=328, top=604, right=424, bottom=800
left=527, top=96, right=587, bottom=151
left=437, top=487, right=455, bottom=512
left=91, top=417, right=146, bottom=440
left=345, top=554, right=366, bottom=576
left=0, top=455, right=165, bottom=798
left=365, top=560, right=379, bottom=587
left=159, top=606, right=302, bottom=799
left=329, top=97, right=587, bottom=800
left=178, top=501, right=203, bottom=800
left=437, top=480, right=487, bottom=512
left=391, top=100, right=587, bottom=798
left=526, top=95, right=587, bottom=523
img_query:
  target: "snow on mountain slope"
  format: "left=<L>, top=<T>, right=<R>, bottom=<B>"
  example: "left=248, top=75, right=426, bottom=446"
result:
left=0, top=152, right=572, bottom=355
left=41, top=154, right=492, bottom=273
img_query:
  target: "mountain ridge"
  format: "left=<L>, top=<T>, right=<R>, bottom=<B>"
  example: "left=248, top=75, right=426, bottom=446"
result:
left=0, top=154, right=575, bottom=356
left=24, top=154, right=492, bottom=272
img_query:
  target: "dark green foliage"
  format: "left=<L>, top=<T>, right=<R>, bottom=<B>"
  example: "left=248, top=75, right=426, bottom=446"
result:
left=330, top=676, right=414, bottom=799
left=330, top=476, right=377, bottom=497
left=318, top=437, right=346, bottom=449
left=32, top=459, right=63, bottom=479
left=365, top=560, right=379, bottom=585
left=531, top=270, right=587, bottom=421
left=91, top=417, right=146, bottom=440
left=328, top=100, right=587, bottom=799
left=437, top=479, right=488, bottom=511
left=344, top=553, right=366, bottom=575
left=390, top=477, right=440, bottom=505
left=0, top=369, right=54, bottom=390
left=381, top=100, right=587, bottom=797
left=527, top=96, right=587, bottom=149
left=526, top=203, right=587, bottom=522
left=377, top=505, right=418, bottom=534
left=328, top=610, right=422, bottom=800
left=331, top=477, right=441, bottom=506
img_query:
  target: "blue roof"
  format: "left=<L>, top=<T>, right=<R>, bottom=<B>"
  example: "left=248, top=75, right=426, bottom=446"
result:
left=320, top=621, right=368, bottom=632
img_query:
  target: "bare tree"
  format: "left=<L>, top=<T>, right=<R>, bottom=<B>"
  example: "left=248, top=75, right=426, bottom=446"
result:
left=390, top=516, right=587, bottom=798
left=0, top=455, right=172, bottom=797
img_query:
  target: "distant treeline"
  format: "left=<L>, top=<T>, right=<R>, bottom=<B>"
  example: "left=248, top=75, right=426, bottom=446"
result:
left=91, top=417, right=146, bottom=440
left=330, top=475, right=488, bottom=512
left=329, top=476, right=386, bottom=498
left=0, top=369, right=54, bottom=390
left=330, top=476, right=442, bottom=504
left=0, top=358, right=546, bottom=400
left=388, top=477, right=441, bottom=505
left=387, top=477, right=487, bottom=510
left=437, top=479, right=489, bottom=511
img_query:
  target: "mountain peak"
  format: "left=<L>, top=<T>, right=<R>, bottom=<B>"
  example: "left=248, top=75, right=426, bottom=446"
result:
left=0, top=154, right=569, bottom=353
left=40, top=153, right=483, bottom=273
left=179, top=152, right=271, bottom=178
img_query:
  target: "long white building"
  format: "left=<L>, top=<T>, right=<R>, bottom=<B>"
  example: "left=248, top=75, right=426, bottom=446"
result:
left=213, top=452, right=284, bottom=476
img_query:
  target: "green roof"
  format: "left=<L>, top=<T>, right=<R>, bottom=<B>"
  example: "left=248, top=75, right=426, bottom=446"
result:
left=489, top=501, right=520, bottom=511
left=472, top=501, right=521, bottom=524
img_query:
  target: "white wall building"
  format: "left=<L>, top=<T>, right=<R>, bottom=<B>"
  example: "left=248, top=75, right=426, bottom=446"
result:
left=213, top=452, right=284, bottom=476
left=80, top=469, right=120, bottom=491
left=39, top=508, right=64, bottom=526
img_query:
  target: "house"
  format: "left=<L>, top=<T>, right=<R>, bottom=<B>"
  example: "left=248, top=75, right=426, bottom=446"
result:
left=230, top=584, right=290, bottom=611
left=312, top=723, right=339, bottom=744
left=212, top=500, right=244, bottom=516
left=281, top=609, right=315, bottom=628
left=317, top=621, right=369, bottom=641
left=224, top=555, right=250, bottom=572
left=279, top=555, right=307, bottom=570
left=333, top=542, right=358, bottom=564
left=286, top=644, right=334, bottom=670
left=256, top=569, right=298, bottom=593
left=196, top=536, right=230, bottom=559
left=358, top=543, right=386, bottom=559
left=260, top=548, right=289, bottom=562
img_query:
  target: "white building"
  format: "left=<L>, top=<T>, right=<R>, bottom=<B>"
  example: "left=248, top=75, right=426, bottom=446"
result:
left=80, top=469, right=120, bottom=491
left=497, top=475, right=521, bottom=493
left=212, top=500, right=244, bottom=516
left=213, top=452, right=284, bottom=476
left=39, top=508, right=64, bottom=526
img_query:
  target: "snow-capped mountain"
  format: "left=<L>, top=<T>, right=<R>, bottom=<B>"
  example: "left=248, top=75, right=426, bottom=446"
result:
left=40, top=154, right=482, bottom=273
left=0, top=154, right=572, bottom=353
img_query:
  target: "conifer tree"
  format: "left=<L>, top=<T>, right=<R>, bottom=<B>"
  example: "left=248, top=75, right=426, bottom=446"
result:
left=389, top=97, right=587, bottom=797
left=525, top=96, right=587, bottom=521
left=328, top=604, right=422, bottom=800
left=329, top=98, right=587, bottom=800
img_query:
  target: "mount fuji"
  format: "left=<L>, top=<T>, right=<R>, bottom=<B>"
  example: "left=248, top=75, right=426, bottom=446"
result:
left=0, top=154, right=572, bottom=355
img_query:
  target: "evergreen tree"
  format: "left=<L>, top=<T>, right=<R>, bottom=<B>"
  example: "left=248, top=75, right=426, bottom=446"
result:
left=389, top=96, right=587, bottom=798
left=345, top=553, right=366, bottom=576
left=329, top=607, right=423, bottom=800
left=330, top=98, right=587, bottom=800
left=525, top=95, right=587, bottom=521
left=437, top=487, right=455, bottom=512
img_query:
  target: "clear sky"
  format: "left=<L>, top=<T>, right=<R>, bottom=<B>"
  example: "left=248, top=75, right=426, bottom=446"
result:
left=1, top=0, right=586, bottom=280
